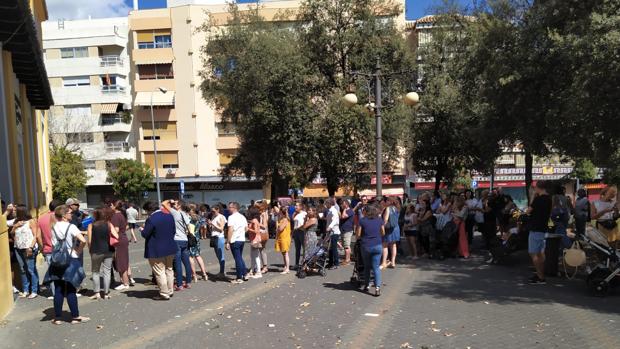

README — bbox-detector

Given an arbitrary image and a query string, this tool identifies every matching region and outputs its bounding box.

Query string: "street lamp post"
[150,87,168,206]
[344,58,420,199]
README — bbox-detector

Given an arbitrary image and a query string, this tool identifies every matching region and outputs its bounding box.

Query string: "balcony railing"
[101,85,125,93]
[138,42,172,49]
[100,55,123,67]
[104,141,129,152]
[101,114,123,125]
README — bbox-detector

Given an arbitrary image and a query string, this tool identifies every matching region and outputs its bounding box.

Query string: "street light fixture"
[150,86,168,206]
[344,58,420,198]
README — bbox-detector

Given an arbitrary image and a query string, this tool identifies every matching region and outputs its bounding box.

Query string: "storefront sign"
[159,181,262,192]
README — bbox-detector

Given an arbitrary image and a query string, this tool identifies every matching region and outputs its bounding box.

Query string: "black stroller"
[350,240,368,287]
[577,227,620,296]
[296,232,331,278]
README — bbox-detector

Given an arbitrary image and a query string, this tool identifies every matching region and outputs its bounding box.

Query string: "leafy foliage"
[200,5,318,197]
[107,159,154,202]
[50,146,88,202]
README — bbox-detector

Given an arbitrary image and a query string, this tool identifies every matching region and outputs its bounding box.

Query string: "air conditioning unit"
[188,49,193,55]
[186,17,192,23]
[190,81,195,87]
[191,112,197,118]
[167,168,177,175]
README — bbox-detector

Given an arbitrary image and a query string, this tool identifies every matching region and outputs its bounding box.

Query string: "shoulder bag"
[109,224,120,247]
[563,241,586,279]
[180,215,198,248]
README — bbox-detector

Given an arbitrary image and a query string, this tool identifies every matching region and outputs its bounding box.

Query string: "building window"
[106,160,119,171]
[138,64,174,80]
[101,75,125,93]
[60,47,88,58]
[137,30,172,49]
[142,121,177,140]
[101,114,123,125]
[63,76,90,87]
[66,132,94,143]
[83,160,96,170]
[64,105,91,117]
[216,122,236,136]
[144,151,178,169]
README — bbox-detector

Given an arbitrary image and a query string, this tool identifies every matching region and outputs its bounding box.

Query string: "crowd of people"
[2,181,618,323]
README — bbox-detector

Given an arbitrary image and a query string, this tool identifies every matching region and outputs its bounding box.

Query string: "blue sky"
[406,0,473,20]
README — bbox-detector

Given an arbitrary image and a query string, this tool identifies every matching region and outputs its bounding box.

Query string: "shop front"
[148,178,266,206]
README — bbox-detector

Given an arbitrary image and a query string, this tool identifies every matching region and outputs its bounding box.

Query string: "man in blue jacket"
[141,200,177,300]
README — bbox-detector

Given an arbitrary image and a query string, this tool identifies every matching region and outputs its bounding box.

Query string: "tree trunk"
[326,177,339,197]
[270,171,289,201]
[524,150,533,203]
[434,162,445,192]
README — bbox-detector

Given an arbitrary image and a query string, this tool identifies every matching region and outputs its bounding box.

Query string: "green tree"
[200,5,318,198]
[297,0,414,194]
[408,13,499,191]
[107,159,154,202]
[571,158,597,183]
[50,146,88,202]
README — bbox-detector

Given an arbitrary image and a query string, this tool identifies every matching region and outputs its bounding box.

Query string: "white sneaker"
[129,278,136,286]
[251,273,263,279]
[114,284,129,291]
[76,293,82,298]
[13,286,19,294]
[27,293,38,299]
[47,296,54,300]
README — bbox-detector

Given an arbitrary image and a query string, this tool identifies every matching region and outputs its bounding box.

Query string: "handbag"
[109,225,120,248]
[50,224,73,269]
[260,231,269,242]
[563,241,586,279]
[180,216,198,248]
[209,236,218,248]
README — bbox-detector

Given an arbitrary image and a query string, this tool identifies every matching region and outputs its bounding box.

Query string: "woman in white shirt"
[11,204,40,298]
[47,205,89,325]
[592,186,619,246]
[209,205,227,280]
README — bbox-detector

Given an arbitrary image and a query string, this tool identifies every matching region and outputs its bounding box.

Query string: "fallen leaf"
[299,302,310,307]
[400,343,412,348]
[364,313,379,317]
[268,324,275,328]
[96,325,104,331]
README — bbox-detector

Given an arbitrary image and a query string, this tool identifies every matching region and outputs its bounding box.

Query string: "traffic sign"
[471,180,478,189]
[180,180,185,194]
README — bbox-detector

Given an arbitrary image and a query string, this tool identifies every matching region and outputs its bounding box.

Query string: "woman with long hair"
[381,197,401,269]
[452,197,470,259]
[87,207,118,299]
[111,201,133,291]
[208,205,227,280]
[403,204,419,259]
[257,201,270,274]
[275,206,292,274]
[46,205,89,324]
[11,204,40,298]
[188,207,208,281]
[246,207,263,278]
[592,186,619,249]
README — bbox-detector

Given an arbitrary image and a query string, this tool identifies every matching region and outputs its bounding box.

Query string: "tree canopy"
[50,146,88,202]
[107,159,154,202]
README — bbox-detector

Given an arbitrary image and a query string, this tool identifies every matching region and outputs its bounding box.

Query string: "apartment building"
[0,0,53,319]
[128,1,310,204]
[42,17,135,207]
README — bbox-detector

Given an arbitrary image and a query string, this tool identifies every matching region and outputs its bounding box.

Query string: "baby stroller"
[350,240,368,287]
[296,232,332,279]
[577,226,620,297]
[434,220,459,259]
[489,210,530,264]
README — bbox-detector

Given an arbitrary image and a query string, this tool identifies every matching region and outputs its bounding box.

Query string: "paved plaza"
[1,238,618,349]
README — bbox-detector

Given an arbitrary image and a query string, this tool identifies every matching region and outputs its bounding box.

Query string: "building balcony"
[138,139,179,152]
[100,115,132,133]
[100,55,124,67]
[104,141,130,153]
[102,85,126,93]
[133,79,175,93]
[132,48,173,65]
[45,56,127,78]
[216,135,240,150]
[52,85,130,105]
[136,107,176,122]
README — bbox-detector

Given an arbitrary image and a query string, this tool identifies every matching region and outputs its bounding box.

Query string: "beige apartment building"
[128,1,306,204]
[129,1,409,203]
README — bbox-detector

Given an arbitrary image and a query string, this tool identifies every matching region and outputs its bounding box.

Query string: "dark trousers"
[465,215,476,245]
[174,240,192,287]
[230,241,247,280]
[293,229,305,267]
[328,234,340,267]
[54,280,79,318]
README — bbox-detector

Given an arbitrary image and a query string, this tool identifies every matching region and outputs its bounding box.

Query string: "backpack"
[50,224,72,269]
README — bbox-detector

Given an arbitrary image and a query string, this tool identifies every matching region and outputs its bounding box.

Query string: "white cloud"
[46,0,132,20]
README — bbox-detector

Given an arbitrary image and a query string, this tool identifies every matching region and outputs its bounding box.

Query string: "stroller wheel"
[350,276,358,283]
[587,268,611,297]
[320,269,327,277]
[297,270,307,279]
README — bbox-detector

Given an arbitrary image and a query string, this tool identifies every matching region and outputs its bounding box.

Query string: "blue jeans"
[213,236,226,274]
[44,254,55,296]
[362,244,383,287]
[174,240,192,287]
[329,234,340,267]
[16,249,39,294]
[230,241,247,280]
[54,280,79,318]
